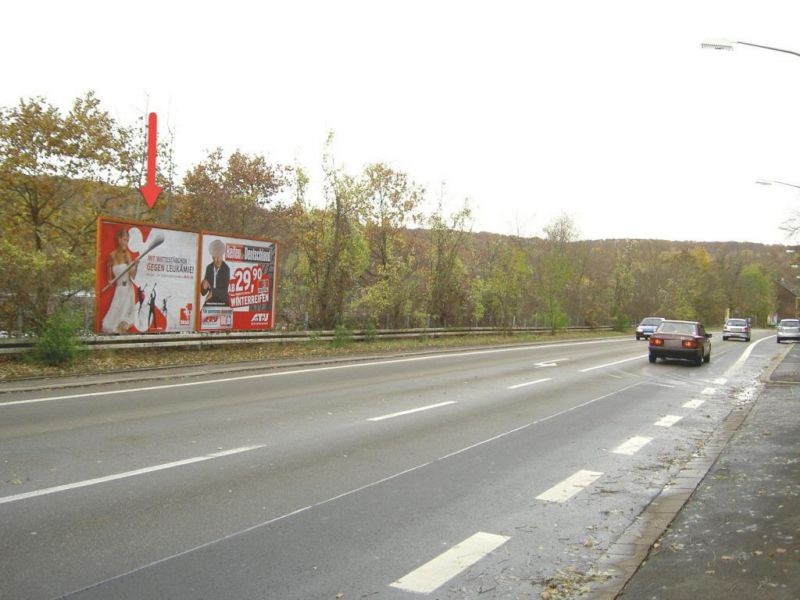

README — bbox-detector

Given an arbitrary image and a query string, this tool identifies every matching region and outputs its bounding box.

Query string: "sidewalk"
[607,344,800,599]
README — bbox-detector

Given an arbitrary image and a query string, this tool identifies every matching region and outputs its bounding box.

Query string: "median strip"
[0,445,266,505]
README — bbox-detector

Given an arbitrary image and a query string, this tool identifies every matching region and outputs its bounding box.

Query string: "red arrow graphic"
[140,112,163,209]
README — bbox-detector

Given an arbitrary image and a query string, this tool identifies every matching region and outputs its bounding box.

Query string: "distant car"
[635,317,666,340]
[0,331,7,339]
[722,318,750,342]
[776,319,800,343]
[649,320,712,366]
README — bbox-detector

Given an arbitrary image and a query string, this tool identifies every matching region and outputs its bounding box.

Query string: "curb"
[589,340,798,598]
[589,393,758,599]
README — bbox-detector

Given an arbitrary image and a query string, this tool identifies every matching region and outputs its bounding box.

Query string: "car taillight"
[682,339,698,349]
[651,337,664,346]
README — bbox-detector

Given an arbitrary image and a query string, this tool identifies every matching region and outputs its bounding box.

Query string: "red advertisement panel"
[95,218,199,334]
[197,233,278,332]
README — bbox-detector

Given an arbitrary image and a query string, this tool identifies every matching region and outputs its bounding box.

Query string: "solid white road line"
[368,401,456,422]
[683,399,705,409]
[0,445,265,505]
[507,377,551,390]
[579,354,647,373]
[389,531,510,594]
[612,436,653,456]
[535,469,603,503]
[723,335,773,378]
[654,415,683,428]
[0,338,630,408]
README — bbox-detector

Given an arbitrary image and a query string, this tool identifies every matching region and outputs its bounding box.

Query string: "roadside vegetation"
[0,92,791,359]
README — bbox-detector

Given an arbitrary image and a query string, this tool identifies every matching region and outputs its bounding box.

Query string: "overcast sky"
[4,1,800,245]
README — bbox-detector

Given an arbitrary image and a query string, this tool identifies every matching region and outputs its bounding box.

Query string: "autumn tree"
[536,214,578,332]
[426,197,472,326]
[733,264,776,325]
[292,134,369,328]
[176,148,291,237]
[356,163,425,327]
[0,92,138,327]
[472,237,531,326]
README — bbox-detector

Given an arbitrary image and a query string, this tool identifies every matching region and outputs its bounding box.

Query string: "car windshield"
[780,320,799,328]
[657,322,696,335]
[642,318,663,326]
[727,319,747,326]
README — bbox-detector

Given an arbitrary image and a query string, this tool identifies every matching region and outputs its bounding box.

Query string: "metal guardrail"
[0,326,614,355]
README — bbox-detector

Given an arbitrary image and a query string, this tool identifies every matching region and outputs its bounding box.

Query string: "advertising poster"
[95,218,199,334]
[197,233,278,332]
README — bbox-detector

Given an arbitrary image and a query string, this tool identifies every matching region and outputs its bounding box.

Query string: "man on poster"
[201,239,231,306]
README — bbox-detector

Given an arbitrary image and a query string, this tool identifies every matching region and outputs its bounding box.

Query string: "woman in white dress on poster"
[102,228,138,333]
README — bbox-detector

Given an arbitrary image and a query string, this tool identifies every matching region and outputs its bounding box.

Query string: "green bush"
[613,313,630,332]
[362,320,378,343]
[32,308,84,366]
[330,324,353,348]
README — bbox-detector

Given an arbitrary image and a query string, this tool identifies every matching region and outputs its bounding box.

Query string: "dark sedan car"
[648,320,712,366]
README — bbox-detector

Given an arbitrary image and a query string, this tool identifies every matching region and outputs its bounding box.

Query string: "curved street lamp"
[701,39,800,58]
[756,179,800,190]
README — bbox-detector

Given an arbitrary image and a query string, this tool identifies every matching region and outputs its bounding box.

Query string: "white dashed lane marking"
[368,401,456,422]
[389,532,510,594]
[683,399,705,409]
[579,355,647,373]
[654,415,683,427]
[507,378,552,390]
[612,436,653,456]
[701,387,716,395]
[535,470,604,503]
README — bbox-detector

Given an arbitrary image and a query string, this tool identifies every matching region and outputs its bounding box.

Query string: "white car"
[776,319,800,343]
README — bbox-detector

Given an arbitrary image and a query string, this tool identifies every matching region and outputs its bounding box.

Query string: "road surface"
[0,331,781,599]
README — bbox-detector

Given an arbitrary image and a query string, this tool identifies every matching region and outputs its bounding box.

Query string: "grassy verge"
[0,330,629,381]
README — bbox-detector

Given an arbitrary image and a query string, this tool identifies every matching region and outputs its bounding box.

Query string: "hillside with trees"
[1,93,793,335]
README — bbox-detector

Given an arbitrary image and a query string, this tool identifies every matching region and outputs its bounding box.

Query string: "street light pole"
[756,179,800,190]
[701,39,800,58]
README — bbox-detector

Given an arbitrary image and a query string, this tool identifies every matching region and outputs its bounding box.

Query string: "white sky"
[3,0,800,245]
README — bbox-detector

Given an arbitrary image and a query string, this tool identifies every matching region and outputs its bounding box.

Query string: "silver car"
[722,318,750,342]
[776,319,800,343]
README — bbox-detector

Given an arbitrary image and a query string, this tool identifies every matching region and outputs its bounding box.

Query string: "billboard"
[198,232,278,332]
[95,218,199,334]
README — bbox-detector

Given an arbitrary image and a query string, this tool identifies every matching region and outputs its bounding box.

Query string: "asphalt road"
[0,331,782,599]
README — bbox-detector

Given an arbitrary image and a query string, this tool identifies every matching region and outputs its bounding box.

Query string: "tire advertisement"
[94,217,278,334]
[198,233,278,332]
[95,218,199,334]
